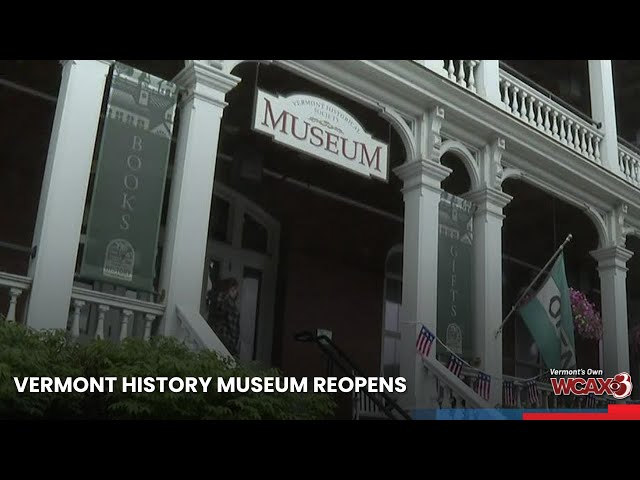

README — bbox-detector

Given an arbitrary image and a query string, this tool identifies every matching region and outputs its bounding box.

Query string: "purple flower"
[521,288,603,341]
[569,288,602,341]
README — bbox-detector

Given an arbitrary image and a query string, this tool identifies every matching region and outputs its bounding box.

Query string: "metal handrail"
[0,241,33,255]
[617,135,640,156]
[294,330,412,420]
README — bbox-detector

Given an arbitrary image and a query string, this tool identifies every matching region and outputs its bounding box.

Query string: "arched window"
[382,244,403,378]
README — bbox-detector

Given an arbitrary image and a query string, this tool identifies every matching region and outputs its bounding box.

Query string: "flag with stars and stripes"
[474,372,491,401]
[416,325,435,357]
[503,381,516,407]
[447,354,463,377]
[526,380,539,404]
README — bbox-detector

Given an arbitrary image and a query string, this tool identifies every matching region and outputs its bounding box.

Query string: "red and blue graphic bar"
[523,404,640,420]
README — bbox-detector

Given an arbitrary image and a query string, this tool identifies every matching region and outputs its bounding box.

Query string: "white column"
[476,61,502,107]
[158,61,240,336]
[394,159,451,412]
[588,60,618,171]
[463,187,512,406]
[26,60,113,331]
[590,246,632,378]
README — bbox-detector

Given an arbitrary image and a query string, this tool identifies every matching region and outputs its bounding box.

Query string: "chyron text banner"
[80,63,177,291]
[437,192,476,361]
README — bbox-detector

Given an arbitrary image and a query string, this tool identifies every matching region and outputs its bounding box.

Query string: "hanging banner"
[252,88,389,181]
[437,192,476,361]
[80,62,178,291]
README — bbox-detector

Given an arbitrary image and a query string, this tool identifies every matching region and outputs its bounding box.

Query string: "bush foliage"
[0,321,336,419]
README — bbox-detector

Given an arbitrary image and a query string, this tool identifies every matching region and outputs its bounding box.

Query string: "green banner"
[80,62,177,291]
[437,192,476,361]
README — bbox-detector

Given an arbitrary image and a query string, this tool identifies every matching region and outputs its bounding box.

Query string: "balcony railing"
[415,60,640,191]
[415,60,480,94]
[0,271,31,322]
[69,286,165,342]
[499,70,603,165]
[617,139,640,187]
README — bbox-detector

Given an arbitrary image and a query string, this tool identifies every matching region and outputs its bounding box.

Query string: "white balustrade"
[416,60,640,189]
[444,60,480,93]
[499,70,603,166]
[618,143,640,186]
[415,60,480,94]
[436,381,466,409]
[68,286,164,342]
[423,357,492,410]
[0,272,31,323]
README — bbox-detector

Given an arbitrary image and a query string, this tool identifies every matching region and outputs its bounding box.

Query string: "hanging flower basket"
[569,288,602,341]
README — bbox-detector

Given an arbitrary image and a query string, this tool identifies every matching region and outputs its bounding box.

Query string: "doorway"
[200,182,280,365]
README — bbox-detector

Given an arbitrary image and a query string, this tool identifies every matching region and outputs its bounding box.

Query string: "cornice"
[590,245,634,270]
[299,60,640,217]
[173,61,241,108]
[393,159,451,195]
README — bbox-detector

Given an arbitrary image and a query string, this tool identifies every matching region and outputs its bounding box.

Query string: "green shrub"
[0,321,336,419]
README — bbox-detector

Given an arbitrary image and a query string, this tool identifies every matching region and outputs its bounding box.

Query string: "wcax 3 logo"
[549,370,633,400]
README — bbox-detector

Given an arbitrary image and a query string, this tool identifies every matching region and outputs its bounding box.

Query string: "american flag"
[474,372,491,401]
[447,354,463,377]
[526,380,539,404]
[503,381,516,407]
[416,325,435,357]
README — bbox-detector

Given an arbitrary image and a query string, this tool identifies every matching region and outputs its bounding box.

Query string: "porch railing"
[415,60,640,190]
[617,140,640,187]
[176,305,234,357]
[498,69,603,165]
[0,272,31,322]
[422,354,495,410]
[415,60,480,93]
[69,286,165,341]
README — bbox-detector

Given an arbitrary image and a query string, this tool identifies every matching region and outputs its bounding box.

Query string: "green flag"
[518,253,576,370]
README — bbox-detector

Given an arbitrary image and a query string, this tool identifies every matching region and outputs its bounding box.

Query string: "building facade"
[1,60,639,417]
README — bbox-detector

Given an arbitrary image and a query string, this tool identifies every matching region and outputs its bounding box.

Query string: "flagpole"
[494,233,573,339]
